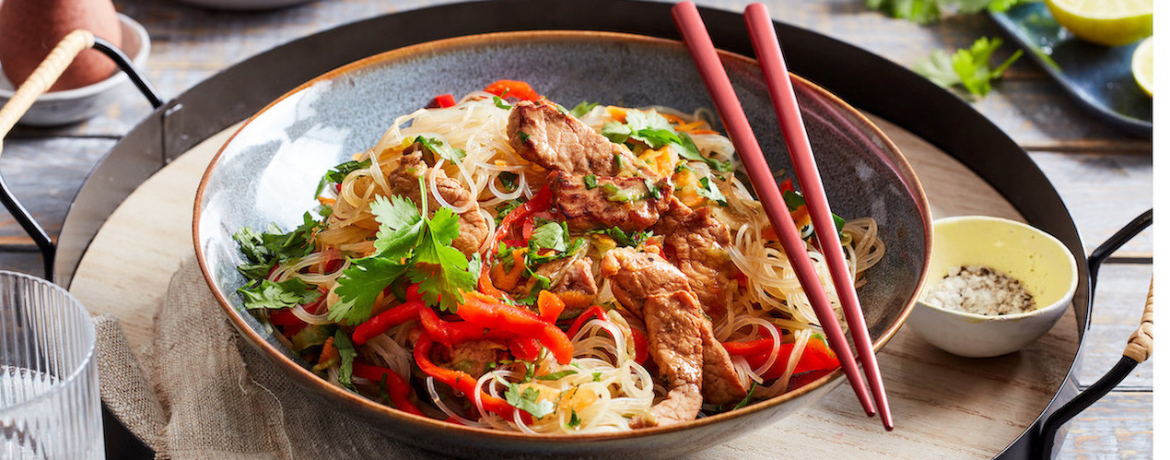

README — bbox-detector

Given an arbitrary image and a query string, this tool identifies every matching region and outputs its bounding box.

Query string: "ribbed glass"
[0,271,102,459]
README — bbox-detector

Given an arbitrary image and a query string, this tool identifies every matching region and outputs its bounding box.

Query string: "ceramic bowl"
[907,216,1078,358]
[0,14,151,126]
[193,31,931,459]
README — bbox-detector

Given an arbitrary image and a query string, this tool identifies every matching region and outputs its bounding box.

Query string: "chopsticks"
[672,1,892,430]
[742,3,891,430]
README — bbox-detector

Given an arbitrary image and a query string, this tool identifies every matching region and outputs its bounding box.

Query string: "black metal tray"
[0,1,1146,458]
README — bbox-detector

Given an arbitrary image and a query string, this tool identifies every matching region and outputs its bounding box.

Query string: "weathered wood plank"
[1027,150,1152,256]
[1073,263,1154,391]
[1057,391,1152,459]
[7,0,1148,151]
[0,138,117,240]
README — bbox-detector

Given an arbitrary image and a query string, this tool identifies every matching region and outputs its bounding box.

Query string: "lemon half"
[1133,38,1153,97]
[1045,0,1153,46]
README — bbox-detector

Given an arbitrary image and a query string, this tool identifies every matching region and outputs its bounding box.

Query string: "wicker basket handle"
[0,30,96,151]
[1122,279,1153,363]
[0,29,161,280]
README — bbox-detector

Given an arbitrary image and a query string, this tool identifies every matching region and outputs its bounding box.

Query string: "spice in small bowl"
[921,265,1035,316]
[907,216,1078,358]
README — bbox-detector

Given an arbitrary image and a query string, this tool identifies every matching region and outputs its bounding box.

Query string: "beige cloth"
[93,258,445,459]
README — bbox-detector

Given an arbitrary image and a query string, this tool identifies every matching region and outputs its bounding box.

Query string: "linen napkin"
[93,257,446,460]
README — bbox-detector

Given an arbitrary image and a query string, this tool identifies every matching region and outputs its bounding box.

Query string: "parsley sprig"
[330,178,478,323]
[865,0,1030,24]
[914,37,1023,99]
[601,109,733,172]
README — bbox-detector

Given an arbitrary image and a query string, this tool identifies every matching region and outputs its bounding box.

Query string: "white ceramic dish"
[906,216,1078,358]
[0,14,151,126]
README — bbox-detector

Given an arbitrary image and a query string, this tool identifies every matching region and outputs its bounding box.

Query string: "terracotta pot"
[0,0,123,91]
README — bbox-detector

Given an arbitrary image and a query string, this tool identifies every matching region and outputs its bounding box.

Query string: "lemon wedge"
[1045,0,1153,46]
[1133,38,1153,97]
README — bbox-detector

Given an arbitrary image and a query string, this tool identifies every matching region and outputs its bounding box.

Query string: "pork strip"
[548,171,672,232]
[662,207,737,317]
[508,101,642,176]
[600,249,747,423]
[387,149,489,255]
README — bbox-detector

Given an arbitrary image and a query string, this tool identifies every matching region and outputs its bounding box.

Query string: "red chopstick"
[744,3,892,430]
[671,1,876,419]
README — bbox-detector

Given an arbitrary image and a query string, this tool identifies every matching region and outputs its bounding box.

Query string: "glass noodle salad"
[233,80,884,433]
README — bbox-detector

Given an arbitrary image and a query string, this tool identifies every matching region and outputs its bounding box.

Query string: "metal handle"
[0,29,163,281]
[1037,209,1153,459]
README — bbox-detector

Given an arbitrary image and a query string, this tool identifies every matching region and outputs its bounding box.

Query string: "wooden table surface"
[0,0,1151,458]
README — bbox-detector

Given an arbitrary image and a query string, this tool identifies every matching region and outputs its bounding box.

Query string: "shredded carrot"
[690,129,719,135]
[660,112,684,124]
[606,106,628,123]
[319,337,338,364]
[317,197,336,206]
[675,120,705,132]
[491,248,528,291]
[556,291,595,310]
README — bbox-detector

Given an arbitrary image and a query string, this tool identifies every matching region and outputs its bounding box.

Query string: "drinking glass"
[0,271,103,459]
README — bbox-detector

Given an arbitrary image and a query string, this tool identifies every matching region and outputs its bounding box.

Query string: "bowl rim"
[917,215,1078,322]
[192,30,932,441]
[0,13,151,100]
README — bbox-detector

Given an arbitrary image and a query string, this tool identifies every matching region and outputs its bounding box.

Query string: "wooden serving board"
[69,117,1077,459]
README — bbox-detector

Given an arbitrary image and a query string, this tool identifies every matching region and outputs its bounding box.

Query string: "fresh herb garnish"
[696,176,728,206]
[535,369,578,381]
[234,212,321,280]
[316,159,372,196]
[567,410,582,428]
[865,0,1029,25]
[498,171,519,191]
[781,190,846,235]
[913,36,1023,98]
[414,135,466,163]
[334,330,357,390]
[238,277,320,311]
[530,221,569,252]
[643,179,662,200]
[600,183,649,203]
[592,227,652,248]
[517,131,531,143]
[504,385,556,418]
[331,179,477,323]
[732,382,758,410]
[493,96,513,110]
[569,101,599,118]
[583,174,598,190]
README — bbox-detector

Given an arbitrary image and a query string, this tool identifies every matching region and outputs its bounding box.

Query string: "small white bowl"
[0,14,151,126]
[906,216,1078,358]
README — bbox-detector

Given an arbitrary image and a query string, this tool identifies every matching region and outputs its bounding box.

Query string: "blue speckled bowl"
[193,31,930,460]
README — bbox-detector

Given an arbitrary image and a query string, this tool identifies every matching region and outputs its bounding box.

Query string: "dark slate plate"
[989,3,1152,138]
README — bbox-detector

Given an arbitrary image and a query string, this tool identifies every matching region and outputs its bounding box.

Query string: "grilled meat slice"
[548,171,672,233]
[508,101,642,176]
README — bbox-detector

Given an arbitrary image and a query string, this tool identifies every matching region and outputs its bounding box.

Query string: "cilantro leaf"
[233,212,321,281]
[696,176,728,206]
[238,277,319,310]
[498,172,519,192]
[327,159,371,184]
[493,96,513,110]
[567,410,582,428]
[952,37,1023,97]
[535,369,578,381]
[915,36,1022,99]
[334,330,357,390]
[370,195,425,258]
[593,227,651,248]
[569,101,599,118]
[415,135,466,163]
[504,385,555,418]
[408,208,476,312]
[865,0,940,23]
[331,257,410,324]
[530,221,568,252]
[600,122,631,144]
[676,133,734,172]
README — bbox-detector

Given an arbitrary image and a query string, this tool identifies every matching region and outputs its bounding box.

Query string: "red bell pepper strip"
[417,307,515,347]
[351,300,424,345]
[433,94,457,108]
[536,291,565,323]
[741,338,839,380]
[458,292,573,364]
[414,332,516,418]
[721,338,778,356]
[483,80,540,101]
[566,305,608,338]
[508,337,542,361]
[351,362,424,416]
[490,185,553,256]
[629,328,648,365]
